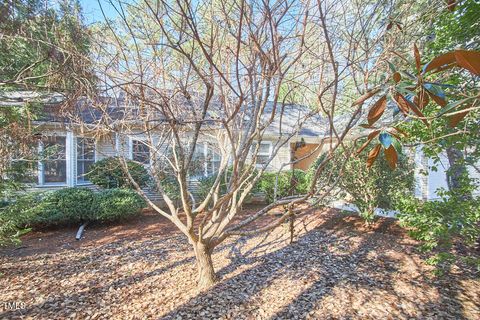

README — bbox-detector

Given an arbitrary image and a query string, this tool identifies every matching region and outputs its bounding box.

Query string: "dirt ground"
[0,207,479,319]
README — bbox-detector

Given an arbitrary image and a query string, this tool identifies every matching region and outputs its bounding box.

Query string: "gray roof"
[4,91,334,139]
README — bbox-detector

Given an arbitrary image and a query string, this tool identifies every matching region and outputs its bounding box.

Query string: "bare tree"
[79,0,446,289]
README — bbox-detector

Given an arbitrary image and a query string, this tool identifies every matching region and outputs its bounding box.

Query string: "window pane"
[205,146,221,176]
[44,161,67,183]
[251,142,271,155]
[251,142,271,166]
[257,155,270,165]
[77,138,95,183]
[77,160,94,183]
[258,142,271,154]
[132,140,150,164]
[190,145,205,177]
[77,138,95,160]
[44,136,66,160]
[43,136,67,183]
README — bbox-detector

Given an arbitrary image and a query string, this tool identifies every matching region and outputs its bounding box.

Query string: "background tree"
[358,0,479,269]
[374,0,480,269]
[0,0,94,244]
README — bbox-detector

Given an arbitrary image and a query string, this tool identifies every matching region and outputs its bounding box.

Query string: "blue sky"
[79,0,119,24]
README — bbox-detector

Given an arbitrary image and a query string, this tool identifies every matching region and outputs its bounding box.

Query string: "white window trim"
[37,134,72,187]
[253,141,273,168]
[75,136,96,185]
[115,133,120,156]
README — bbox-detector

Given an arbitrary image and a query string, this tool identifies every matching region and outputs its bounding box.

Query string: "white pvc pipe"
[75,222,88,240]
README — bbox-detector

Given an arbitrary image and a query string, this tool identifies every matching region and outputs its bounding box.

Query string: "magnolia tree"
[77,0,479,288]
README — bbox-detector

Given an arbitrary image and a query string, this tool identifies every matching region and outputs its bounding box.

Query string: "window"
[252,141,272,166]
[41,136,67,184]
[77,138,95,183]
[189,143,222,177]
[132,139,150,164]
[191,144,206,177]
[206,146,221,176]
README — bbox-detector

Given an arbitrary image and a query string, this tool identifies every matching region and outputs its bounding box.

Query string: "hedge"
[0,187,146,233]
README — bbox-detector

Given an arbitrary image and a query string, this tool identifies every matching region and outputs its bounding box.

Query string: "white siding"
[96,134,118,160]
[269,142,291,172]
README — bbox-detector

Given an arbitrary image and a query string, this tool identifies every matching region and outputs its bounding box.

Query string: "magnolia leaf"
[430,62,457,74]
[446,0,457,11]
[384,145,398,169]
[356,130,380,154]
[390,126,408,137]
[414,90,430,109]
[414,43,421,72]
[387,61,396,73]
[379,132,392,148]
[409,102,429,126]
[367,96,387,125]
[367,144,382,168]
[386,129,401,140]
[393,105,401,117]
[368,129,381,140]
[392,138,402,153]
[424,83,446,99]
[360,123,373,129]
[399,96,429,125]
[423,52,456,74]
[426,90,447,107]
[395,83,417,97]
[393,72,402,83]
[449,109,470,127]
[394,93,410,115]
[454,50,480,76]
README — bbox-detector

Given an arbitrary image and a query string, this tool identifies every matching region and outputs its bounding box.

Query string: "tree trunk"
[446,146,469,193]
[194,242,217,290]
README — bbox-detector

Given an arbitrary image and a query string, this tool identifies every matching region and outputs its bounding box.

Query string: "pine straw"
[1,207,479,319]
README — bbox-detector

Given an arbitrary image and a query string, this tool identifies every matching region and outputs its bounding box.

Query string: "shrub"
[196,166,260,204]
[96,188,146,222]
[257,169,311,203]
[197,174,225,200]
[158,174,181,201]
[315,146,414,223]
[39,187,99,225]
[86,157,150,189]
[0,187,147,246]
[0,192,45,246]
[394,183,480,272]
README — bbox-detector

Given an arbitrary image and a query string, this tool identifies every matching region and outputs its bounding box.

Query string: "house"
[22,95,334,202]
[5,92,477,203]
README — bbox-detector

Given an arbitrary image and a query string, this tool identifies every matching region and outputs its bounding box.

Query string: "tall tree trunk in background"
[446,146,478,251]
[194,242,217,290]
[446,146,470,197]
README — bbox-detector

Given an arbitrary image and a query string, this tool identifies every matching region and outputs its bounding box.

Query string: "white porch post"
[37,142,44,186]
[66,132,75,187]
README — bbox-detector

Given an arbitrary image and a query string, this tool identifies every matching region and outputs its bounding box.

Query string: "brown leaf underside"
[384,145,398,169]
[367,144,382,168]
[367,96,387,125]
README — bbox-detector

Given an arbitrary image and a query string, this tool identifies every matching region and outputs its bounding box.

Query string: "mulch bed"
[0,207,479,319]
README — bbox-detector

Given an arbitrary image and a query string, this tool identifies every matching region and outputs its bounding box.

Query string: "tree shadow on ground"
[160,213,475,319]
[1,211,477,319]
